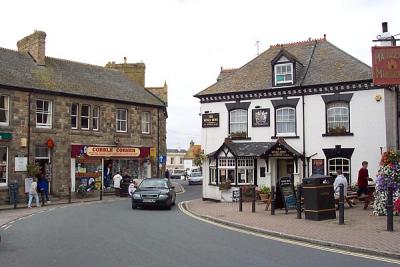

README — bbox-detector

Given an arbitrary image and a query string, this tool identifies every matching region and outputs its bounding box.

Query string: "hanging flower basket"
[373,150,400,216]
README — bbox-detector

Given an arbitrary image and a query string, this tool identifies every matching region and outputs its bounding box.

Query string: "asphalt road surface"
[0,181,398,267]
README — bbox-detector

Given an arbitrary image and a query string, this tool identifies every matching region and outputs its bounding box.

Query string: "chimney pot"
[382,22,388,33]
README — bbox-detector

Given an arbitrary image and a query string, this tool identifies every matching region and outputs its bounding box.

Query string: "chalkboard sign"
[232,190,240,202]
[312,159,325,175]
[279,177,297,213]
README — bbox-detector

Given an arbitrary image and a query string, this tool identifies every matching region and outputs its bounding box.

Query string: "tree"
[193,150,206,168]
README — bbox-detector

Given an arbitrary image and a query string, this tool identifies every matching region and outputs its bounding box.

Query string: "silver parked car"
[188,172,203,185]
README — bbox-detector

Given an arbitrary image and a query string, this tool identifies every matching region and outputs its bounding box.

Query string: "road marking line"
[3,225,12,230]
[1,224,7,229]
[178,201,400,265]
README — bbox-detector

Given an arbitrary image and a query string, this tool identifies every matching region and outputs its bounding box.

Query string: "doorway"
[277,159,294,179]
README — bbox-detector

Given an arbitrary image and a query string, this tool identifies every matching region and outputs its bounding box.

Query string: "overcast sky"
[1,0,399,151]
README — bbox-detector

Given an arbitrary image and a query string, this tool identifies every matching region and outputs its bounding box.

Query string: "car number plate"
[143,199,156,203]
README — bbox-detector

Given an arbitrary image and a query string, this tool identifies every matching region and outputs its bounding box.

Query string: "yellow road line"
[178,201,400,265]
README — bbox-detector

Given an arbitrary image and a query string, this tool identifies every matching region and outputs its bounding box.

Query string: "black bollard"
[387,186,394,232]
[13,189,17,209]
[271,186,275,215]
[339,184,344,225]
[252,186,256,213]
[100,178,103,201]
[68,184,72,204]
[239,187,243,212]
[296,184,302,219]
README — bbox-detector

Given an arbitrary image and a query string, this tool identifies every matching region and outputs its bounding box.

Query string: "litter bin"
[8,182,19,206]
[303,175,336,221]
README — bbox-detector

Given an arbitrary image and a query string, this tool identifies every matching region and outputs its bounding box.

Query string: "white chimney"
[377,22,395,47]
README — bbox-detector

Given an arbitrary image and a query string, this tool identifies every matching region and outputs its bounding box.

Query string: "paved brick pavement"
[186,199,400,258]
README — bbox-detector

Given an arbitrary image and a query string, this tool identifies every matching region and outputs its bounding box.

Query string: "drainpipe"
[27,93,31,163]
[300,40,318,179]
[157,108,160,177]
[397,86,400,150]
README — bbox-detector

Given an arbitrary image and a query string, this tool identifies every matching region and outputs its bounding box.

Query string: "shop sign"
[86,146,141,157]
[0,133,12,140]
[252,108,270,127]
[312,159,325,175]
[202,113,219,128]
[269,146,291,157]
[372,46,400,85]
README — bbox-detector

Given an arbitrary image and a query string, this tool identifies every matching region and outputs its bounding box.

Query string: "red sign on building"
[372,46,400,85]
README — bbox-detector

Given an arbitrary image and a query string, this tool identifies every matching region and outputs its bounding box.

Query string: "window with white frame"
[328,157,350,180]
[116,109,127,132]
[71,103,78,129]
[36,100,52,128]
[218,158,235,184]
[276,107,296,135]
[80,105,90,130]
[274,63,293,85]
[210,159,216,184]
[0,95,9,126]
[141,112,151,134]
[327,102,349,133]
[230,109,247,136]
[92,106,100,131]
[237,159,254,184]
[0,146,7,185]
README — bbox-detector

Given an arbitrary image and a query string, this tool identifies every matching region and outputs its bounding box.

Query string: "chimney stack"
[382,22,388,33]
[17,31,46,66]
[105,60,146,87]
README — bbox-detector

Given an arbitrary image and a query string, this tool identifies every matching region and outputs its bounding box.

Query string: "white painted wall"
[201,88,396,200]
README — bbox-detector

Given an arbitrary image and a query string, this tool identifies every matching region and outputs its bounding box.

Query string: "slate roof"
[195,38,372,96]
[217,68,238,81]
[209,139,302,158]
[0,47,165,107]
[167,149,187,154]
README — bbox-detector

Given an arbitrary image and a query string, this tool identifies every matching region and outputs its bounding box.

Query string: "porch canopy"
[208,138,303,176]
[208,138,302,159]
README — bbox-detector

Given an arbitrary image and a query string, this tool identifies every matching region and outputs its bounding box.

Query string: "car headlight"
[158,194,168,199]
[133,193,141,199]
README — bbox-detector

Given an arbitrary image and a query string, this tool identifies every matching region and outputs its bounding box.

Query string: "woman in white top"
[28,178,40,208]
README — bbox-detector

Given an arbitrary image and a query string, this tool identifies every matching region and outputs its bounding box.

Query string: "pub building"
[195,35,399,201]
[0,31,167,202]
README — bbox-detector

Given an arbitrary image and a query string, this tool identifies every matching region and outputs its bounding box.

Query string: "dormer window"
[274,63,293,85]
[271,50,301,87]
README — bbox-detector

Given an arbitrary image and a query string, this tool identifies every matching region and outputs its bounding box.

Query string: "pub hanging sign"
[372,46,400,85]
[202,113,220,128]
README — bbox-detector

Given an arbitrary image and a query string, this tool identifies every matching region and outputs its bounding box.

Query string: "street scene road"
[0,181,397,267]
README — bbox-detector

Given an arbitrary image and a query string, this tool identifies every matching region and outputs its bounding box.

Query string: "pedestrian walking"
[28,178,40,208]
[113,171,122,196]
[165,169,170,179]
[38,172,50,203]
[357,161,373,209]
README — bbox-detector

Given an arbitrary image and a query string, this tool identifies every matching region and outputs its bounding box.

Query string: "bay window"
[237,159,254,184]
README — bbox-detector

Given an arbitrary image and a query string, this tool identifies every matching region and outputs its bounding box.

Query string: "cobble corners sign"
[202,113,219,128]
[372,46,400,85]
[86,146,141,157]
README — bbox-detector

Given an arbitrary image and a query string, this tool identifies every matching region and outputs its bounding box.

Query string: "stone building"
[0,31,167,202]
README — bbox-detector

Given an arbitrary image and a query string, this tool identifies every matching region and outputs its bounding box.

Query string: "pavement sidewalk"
[185,199,400,259]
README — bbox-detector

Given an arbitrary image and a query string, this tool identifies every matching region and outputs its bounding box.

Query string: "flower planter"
[259,193,270,202]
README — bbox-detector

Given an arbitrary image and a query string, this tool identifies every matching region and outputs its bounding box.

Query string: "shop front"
[70,145,151,192]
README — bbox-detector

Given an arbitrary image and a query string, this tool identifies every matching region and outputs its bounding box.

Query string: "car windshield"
[191,172,202,177]
[139,179,169,189]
